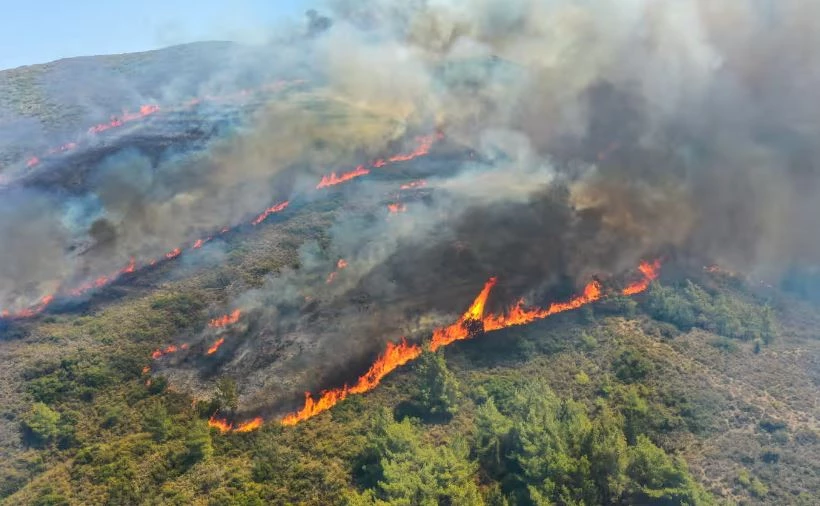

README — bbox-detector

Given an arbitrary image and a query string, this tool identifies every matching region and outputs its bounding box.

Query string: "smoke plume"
[4,1,820,413]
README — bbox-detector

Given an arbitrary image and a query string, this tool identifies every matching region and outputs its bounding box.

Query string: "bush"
[21,403,60,446]
[645,281,776,343]
[415,351,460,419]
[614,350,652,383]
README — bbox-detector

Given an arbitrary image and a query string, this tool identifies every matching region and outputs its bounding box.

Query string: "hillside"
[0,198,818,504]
[2,3,820,504]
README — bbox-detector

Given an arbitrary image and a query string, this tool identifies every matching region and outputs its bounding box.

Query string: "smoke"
[5,0,820,410]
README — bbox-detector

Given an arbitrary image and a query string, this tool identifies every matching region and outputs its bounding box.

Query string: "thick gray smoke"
[4,0,820,409]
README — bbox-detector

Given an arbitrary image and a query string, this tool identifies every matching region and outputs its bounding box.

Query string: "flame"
[206,337,225,355]
[251,200,289,225]
[208,416,233,433]
[5,128,441,320]
[429,277,497,351]
[20,79,304,173]
[316,165,370,189]
[483,280,602,332]
[281,338,422,426]
[622,259,662,296]
[209,309,241,328]
[1,295,54,320]
[326,259,349,284]
[121,257,136,274]
[372,133,442,167]
[150,342,187,360]
[400,180,426,190]
[234,417,264,432]
[142,366,150,374]
[87,104,160,135]
[387,203,407,214]
[280,260,662,426]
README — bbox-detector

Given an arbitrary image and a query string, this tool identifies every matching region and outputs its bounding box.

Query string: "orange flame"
[251,200,289,225]
[151,343,186,360]
[6,128,440,320]
[280,260,662,426]
[121,257,136,274]
[208,416,233,433]
[281,338,422,426]
[87,104,160,134]
[316,165,370,189]
[400,180,426,190]
[429,277,497,351]
[206,337,225,355]
[372,133,442,167]
[622,259,662,296]
[26,156,40,168]
[234,417,264,432]
[1,295,54,320]
[326,259,349,284]
[209,309,241,328]
[483,280,602,332]
[387,203,407,214]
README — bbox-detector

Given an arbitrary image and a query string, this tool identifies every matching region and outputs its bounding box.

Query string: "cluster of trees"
[348,352,712,505]
[645,281,775,344]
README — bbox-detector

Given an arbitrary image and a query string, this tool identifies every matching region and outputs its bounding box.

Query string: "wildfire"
[234,417,264,432]
[121,257,136,274]
[209,309,242,328]
[151,342,188,360]
[400,180,426,190]
[87,104,160,135]
[326,258,349,284]
[5,128,441,320]
[26,156,40,168]
[251,200,289,225]
[387,203,407,214]
[208,416,233,433]
[483,280,602,332]
[622,259,662,296]
[206,337,225,355]
[279,260,662,427]
[428,277,497,352]
[1,295,55,320]
[372,133,442,167]
[316,165,370,189]
[208,415,264,434]
[281,338,422,426]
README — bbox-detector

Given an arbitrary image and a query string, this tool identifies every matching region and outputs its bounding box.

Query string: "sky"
[0,0,312,70]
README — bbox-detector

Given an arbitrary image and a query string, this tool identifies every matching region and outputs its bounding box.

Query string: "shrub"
[21,403,60,446]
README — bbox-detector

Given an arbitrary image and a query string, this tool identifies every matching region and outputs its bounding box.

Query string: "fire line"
[268,260,662,429]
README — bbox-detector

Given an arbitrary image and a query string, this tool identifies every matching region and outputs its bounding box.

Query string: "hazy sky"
[0,0,312,70]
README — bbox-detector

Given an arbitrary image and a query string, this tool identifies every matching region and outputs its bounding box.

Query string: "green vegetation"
[0,206,816,504]
[645,280,776,343]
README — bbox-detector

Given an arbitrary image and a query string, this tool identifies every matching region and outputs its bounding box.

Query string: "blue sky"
[0,0,312,70]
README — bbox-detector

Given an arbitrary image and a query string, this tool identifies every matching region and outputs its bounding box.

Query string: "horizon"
[0,0,311,71]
